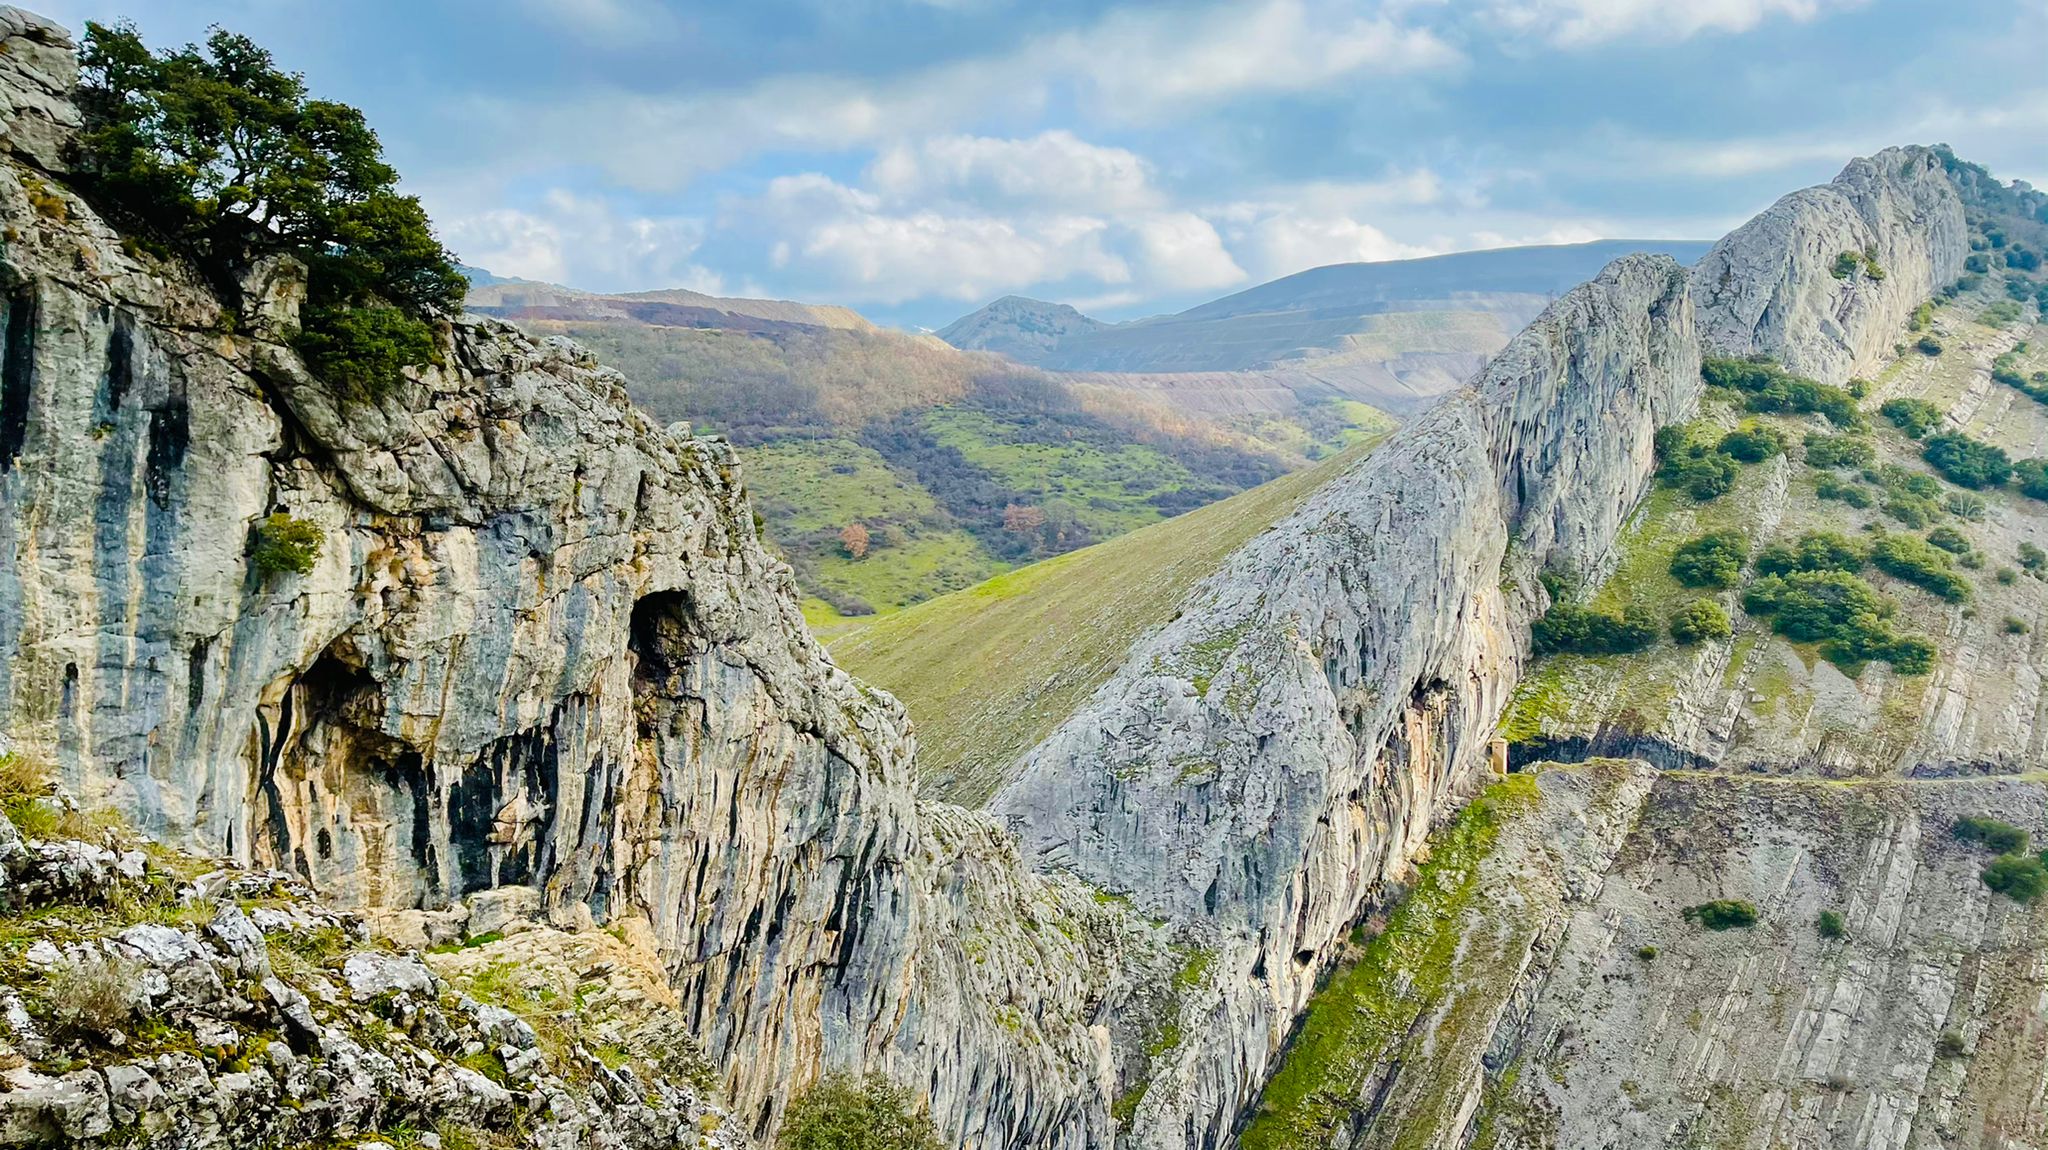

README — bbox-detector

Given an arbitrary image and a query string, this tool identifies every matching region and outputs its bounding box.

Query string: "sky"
[62,0,2048,328]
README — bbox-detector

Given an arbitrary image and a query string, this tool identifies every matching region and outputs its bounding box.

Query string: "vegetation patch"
[1741,570,1935,674]
[1880,398,1945,439]
[251,513,323,578]
[1921,431,2013,490]
[1701,356,1862,428]
[778,1074,944,1150]
[1682,900,1759,930]
[1669,530,1749,589]
[1669,599,1731,645]
[1954,816,2029,854]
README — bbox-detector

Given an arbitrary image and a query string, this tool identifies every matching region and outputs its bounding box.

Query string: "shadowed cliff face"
[0,9,1989,1149]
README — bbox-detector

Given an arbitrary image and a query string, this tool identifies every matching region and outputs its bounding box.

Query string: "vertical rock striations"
[991,255,1700,1145]
[1692,146,1967,384]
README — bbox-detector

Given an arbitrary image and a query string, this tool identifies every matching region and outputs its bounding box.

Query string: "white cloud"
[1128,212,1247,290]
[1484,0,1865,46]
[868,131,1158,212]
[440,191,722,293]
[1230,213,1436,280]
[498,0,1459,192]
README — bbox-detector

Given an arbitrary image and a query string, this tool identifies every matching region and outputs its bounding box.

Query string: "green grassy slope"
[830,434,1388,806]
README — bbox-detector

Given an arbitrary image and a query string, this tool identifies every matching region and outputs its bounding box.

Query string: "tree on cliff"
[71,22,466,401]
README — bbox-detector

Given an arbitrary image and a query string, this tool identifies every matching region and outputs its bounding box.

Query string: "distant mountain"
[937,240,1715,413]
[935,296,1107,362]
[468,277,873,332]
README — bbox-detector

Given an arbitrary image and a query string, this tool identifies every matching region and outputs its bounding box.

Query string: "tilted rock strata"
[992,254,1701,1146]
[1693,146,1968,385]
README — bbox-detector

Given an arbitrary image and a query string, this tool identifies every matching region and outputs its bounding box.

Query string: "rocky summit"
[1,5,2045,1150]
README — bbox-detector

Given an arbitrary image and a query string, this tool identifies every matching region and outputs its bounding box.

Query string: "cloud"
[496,0,1459,191]
[867,131,1158,212]
[440,191,722,293]
[1228,212,1436,280]
[1483,0,1866,46]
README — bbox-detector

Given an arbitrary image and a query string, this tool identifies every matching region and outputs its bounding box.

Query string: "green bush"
[1755,531,1865,577]
[1655,423,1741,500]
[1982,855,2048,903]
[1917,335,1944,356]
[74,23,465,402]
[1803,433,1873,470]
[1869,533,1971,602]
[1997,566,2019,584]
[1954,815,2028,854]
[2023,542,2048,572]
[1815,475,1874,507]
[1935,1032,1969,1059]
[1921,432,2012,489]
[2014,458,2048,501]
[2005,615,2031,635]
[1669,599,1732,645]
[1683,900,1759,930]
[1816,910,1846,939]
[1532,600,1659,656]
[1926,526,1971,554]
[1830,251,1860,279]
[252,513,322,577]
[1636,944,1658,961]
[1717,423,1786,463]
[1670,531,1749,588]
[779,1074,944,1150]
[1742,568,1936,673]
[1701,357,1862,428]
[1879,398,1944,439]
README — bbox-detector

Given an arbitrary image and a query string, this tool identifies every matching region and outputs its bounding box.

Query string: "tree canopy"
[74,21,465,399]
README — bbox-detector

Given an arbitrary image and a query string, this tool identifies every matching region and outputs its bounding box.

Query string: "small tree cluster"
[1868,532,1972,602]
[1921,431,2012,489]
[1880,398,1945,439]
[1531,599,1659,656]
[1701,357,1862,428]
[1803,432,1873,471]
[251,512,322,577]
[1756,531,1866,577]
[1669,599,1731,645]
[1742,569,1936,674]
[1683,900,1759,930]
[1717,423,1787,463]
[779,1074,944,1150]
[1669,531,1749,589]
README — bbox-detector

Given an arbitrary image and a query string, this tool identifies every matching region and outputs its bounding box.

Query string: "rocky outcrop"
[1693,146,1967,385]
[0,12,1146,1147]
[992,254,1701,1145]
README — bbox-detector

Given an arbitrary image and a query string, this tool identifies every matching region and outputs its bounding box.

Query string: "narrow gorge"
[2,6,2043,1150]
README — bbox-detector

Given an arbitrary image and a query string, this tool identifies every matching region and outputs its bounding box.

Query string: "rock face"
[1693,146,1968,385]
[992,254,1701,1145]
[0,8,1993,1149]
[0,13,1146,1147]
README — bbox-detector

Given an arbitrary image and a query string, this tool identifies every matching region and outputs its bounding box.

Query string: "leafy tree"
[2014,458,2048,501]
[1669,599,1731,645]
[1830,251,1860,279]
[1670,531,1749,589]
[1803,433,1873,470]
[1869,533,1972,602]
[1880,398,1944,439]
[1917,335,1945,356]
[1755,531,1865,577]
[1700,357,1862,428]
[74,22,465,401]
[1954,816,2029,854]
[1532,601,1658,656]
[1982,855,2048,903]
[1816,910,1846,939]
[780,1074,943,1150]
[1921,432,2012,489]
[1717,423,1786,463]
[1926,526,1972,555]
[251,512,321,577]
[839,523,871,559]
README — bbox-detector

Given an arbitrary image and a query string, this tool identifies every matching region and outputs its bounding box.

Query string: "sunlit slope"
[831,435,1388,806]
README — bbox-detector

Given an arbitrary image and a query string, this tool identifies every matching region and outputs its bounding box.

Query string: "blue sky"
[69,0,2048,327]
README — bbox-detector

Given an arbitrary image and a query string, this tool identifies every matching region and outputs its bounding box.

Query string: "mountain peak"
[936,295,1108,361]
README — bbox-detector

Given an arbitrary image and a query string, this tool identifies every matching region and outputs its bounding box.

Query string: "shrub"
[1803,433,1873,470]
[1880,398,1944,439]
[1997,566,2019,585]
[1636,944,1659,961]
[1816,910,1846,939]
[1869,533,1971,602]
[1683,900,1759,930]
[2014,458,2048,501]
[1755,531,1865,577]
[1717,423,1786,463]
[1921,432,2012,489]
[1917,335,1944,356]
[1669,599,1732,645]
[2023,542,2048,572]
[1532,601,1659,656]
[1670,531,1749,588]
[1701,357,1862,428]
[1934,1032,1968,1058]
[780,1074,944,1150]
[1815,476,1874,507]
[1656,423,1740,500]
[1982,855,2048,903]
[2004,615,2030,635]
[73,23,465,402]
[45,955,140,1041]
[1926,526,1971,554]
[1954,815,2028,854]
[1830,251,1860,279]
[1742,568,1936,673]
[251,513,322,577]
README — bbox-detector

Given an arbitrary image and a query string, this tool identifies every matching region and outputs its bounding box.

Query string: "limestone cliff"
[1693,147,1968,385]
[0,7,1998,1149]
[0,12,1145,1147]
